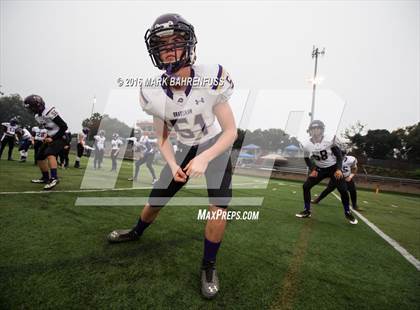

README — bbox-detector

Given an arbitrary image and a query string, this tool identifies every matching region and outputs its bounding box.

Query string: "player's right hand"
[171,165,187,183]
[309,170,318,178]
[334,169,343,179]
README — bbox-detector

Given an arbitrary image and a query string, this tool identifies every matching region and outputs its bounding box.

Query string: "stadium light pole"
[310,46,325,122]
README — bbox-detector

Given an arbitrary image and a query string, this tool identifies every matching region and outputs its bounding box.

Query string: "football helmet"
[10,117,18,126]
[112,133,119,139]
[99,130,105,136]
[307,120,325,136]
[15,127,23,136]
[145,13,197,74]
[24,95,45,115]
[82,127,90,135]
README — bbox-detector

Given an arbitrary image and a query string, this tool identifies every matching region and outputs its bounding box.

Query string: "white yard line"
[331,192,420,271]
[75,197,264,206]
[0,182,262,195]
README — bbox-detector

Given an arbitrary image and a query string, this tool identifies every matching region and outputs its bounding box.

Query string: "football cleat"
[345,211,358,225]
[107,229,139,243]
[295,209,311,218]
[311,199,319,204]
[127,177,137,182]
[44,178,59,190]
[31,178,48,184]
[201,260,219,299]
[152,178,158,185]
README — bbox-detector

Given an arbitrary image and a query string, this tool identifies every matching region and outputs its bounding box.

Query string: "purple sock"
[42,171,49,180]
[133,218,151,236]
[304,202,311,211]
[203,238,221,263]
[50,168,57,179]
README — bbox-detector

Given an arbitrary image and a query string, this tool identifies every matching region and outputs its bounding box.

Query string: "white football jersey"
[139,64,234,146]
[32,127,47,141]
[21,128,32,140]
[128,138,145,152]
[303,135,338,168]
[34,106,61,137]
[111,138,123,150]
[342,155,357,178]
[94,135,106,150]
[1,122,18,136]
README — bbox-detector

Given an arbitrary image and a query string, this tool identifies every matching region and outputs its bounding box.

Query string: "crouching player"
[127,130,158,184]
[24,95,68,190]
[107,13,237,299]
[296,120,358,224]
[16,127,33,162]
[312,152,359,210]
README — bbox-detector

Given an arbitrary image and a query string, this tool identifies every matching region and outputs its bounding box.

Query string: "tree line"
[344,121,420,163]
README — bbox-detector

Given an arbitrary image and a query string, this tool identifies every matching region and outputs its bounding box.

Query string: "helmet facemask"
[145,20,197,74]
[307,120,325,141]
[308,126,324,140]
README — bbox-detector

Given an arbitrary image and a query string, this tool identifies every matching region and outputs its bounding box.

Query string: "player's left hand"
[45,137,53,143]
[184,155,209,178]
[334,169,343,179]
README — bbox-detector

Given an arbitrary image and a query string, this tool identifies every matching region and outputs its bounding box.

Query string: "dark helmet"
[307,120,325,133]
[10,117,18,126]
[24,94,45,115]
[145,13,197,74]
[15,127,23,136]
[82,127,90,135]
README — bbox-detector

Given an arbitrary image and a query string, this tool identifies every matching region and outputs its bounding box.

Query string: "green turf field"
[1,150,419,309]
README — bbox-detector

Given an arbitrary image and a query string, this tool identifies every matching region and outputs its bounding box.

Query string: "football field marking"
[331,192,420,271]
[0,182,264,195]
[271,220,314,310]
[75,197,264,206]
